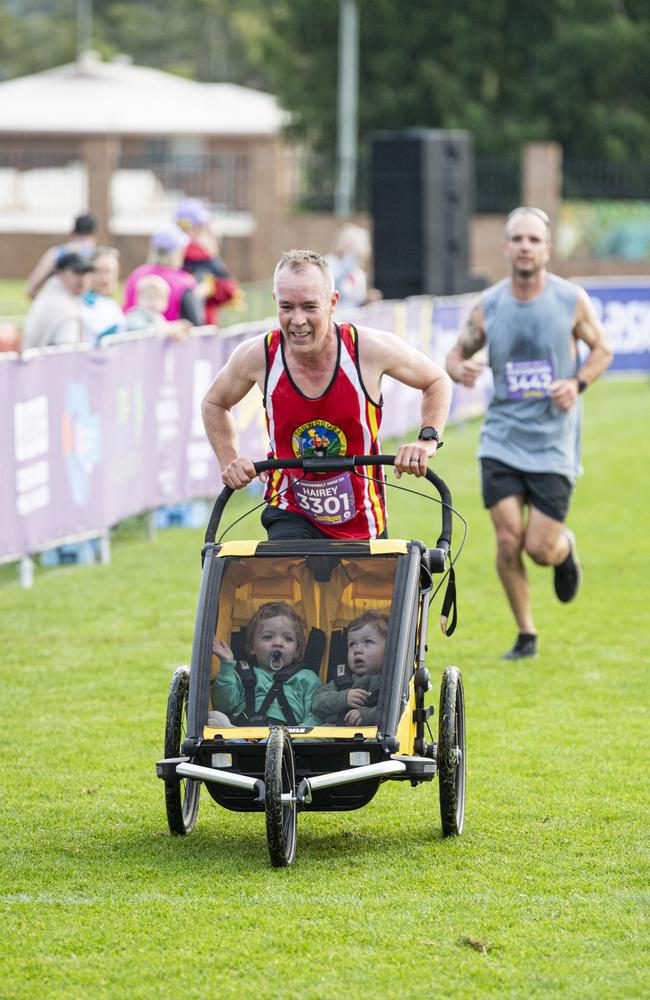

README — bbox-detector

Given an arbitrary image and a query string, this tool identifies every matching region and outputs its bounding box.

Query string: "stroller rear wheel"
[164,666,200,835]
[437,666,466,836]
[265,727,297,867]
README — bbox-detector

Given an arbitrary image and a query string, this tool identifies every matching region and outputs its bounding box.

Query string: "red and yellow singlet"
[263,323,386,539]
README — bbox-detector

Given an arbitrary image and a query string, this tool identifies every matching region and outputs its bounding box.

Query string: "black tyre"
[164,666,200,835]
[437,666,466,836]
[264,727,297,867]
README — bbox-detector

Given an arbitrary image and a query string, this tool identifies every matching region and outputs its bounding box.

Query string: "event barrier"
[2,279,648,578]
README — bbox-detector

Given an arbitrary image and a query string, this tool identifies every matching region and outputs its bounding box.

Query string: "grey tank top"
[478,273,582,480]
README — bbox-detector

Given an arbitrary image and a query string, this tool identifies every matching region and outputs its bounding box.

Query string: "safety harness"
[234,659,309,726]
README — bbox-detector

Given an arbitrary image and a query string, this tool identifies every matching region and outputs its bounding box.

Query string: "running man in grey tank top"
[446,207,612,660]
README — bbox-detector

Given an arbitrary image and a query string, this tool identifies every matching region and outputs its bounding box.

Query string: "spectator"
[326,224,382,309]
[124,274,190,340]
[25,213,97,300]
[81,246,125,345]
[122,224,203,325]
[22,252,94,350]
[176,197,242,325]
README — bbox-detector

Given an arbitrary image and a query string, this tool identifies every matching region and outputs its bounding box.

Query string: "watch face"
[418,426,438,442]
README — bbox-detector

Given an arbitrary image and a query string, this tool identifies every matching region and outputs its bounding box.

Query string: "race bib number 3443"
[504,359,554,399]
[292,473,356,525]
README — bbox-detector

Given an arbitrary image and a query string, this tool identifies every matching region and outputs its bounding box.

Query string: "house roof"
[0,51,288,137]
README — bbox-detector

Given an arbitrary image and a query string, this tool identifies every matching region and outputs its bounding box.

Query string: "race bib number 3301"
[291,473,356,525]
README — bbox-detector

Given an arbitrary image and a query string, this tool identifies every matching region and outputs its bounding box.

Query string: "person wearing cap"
[445,206,613,661]
[22,252,95,350]
[122,224,204,326]
[25,213,98,300]
[176,198,242,326]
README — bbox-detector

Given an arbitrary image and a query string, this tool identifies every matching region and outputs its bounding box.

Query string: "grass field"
[2,379,649,999]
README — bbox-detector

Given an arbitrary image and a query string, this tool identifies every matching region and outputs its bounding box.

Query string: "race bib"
[504,359,554,400]
[292,472,356,525]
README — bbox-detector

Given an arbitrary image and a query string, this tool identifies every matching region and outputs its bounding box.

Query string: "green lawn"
[1,379,649,999]
[0,278,29,317]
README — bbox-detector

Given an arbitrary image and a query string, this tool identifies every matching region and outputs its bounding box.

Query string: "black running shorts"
[261,507,388,540]
[480,457,574,523]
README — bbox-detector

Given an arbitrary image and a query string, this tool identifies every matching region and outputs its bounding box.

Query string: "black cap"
[55,252,95,273]
[73,213,97,235]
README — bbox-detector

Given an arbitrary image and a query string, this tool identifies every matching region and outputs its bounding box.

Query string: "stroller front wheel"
[265,727,298,867]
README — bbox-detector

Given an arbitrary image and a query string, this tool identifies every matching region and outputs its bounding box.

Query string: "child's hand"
[163,320,191,341]
[344,709,362,726]
[346,688,369,708]
[213,638,234,661]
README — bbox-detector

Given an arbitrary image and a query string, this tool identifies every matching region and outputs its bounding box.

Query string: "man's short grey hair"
[273,249,335,296]
[505,206,551,237]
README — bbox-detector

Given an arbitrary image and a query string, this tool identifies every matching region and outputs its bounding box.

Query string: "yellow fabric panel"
[211,553,399,685]
[394,678,417,754]
[369,539,407,555]
[216,541,260,557]
[212,556,321,680]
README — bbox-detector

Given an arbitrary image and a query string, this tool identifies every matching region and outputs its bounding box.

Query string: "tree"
[2,0,649,168]
[240,0,650,161]
[0,0,270,86]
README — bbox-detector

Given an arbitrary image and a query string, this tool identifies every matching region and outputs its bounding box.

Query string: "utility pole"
[335,0,359,216]
[76,0,93,56]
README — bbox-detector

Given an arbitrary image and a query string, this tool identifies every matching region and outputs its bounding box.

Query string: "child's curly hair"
[347,610,389,639]
[246,602,306,659]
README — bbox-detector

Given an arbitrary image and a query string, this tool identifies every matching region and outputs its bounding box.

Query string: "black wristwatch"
[418,426,442,447]
[576,377,588,394]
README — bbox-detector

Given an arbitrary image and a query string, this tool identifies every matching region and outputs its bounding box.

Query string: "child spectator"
[212,602,322,727]
[122,224,203,325]
[311,611,388,726]
[124,274,190,340]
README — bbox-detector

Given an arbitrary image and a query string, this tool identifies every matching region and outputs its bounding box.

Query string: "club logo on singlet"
[291,420,348,459]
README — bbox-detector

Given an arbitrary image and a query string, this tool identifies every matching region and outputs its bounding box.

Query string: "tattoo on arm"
[458,318,485,359]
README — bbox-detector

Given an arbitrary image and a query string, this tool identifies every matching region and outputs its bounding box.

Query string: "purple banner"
[1,330,268,560]
[575,279,650,372]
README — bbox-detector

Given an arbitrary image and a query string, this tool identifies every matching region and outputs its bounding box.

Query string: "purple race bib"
[504,359,554,400]
[292,472,356,525]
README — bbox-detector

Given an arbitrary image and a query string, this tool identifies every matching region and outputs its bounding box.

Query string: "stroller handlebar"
[204,455,453,552]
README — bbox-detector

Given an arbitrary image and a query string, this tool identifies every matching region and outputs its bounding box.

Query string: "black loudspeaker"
[371,128,484,298]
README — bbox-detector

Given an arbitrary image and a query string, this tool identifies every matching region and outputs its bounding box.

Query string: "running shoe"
[502,634,538,660]
[553,528,581,602]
